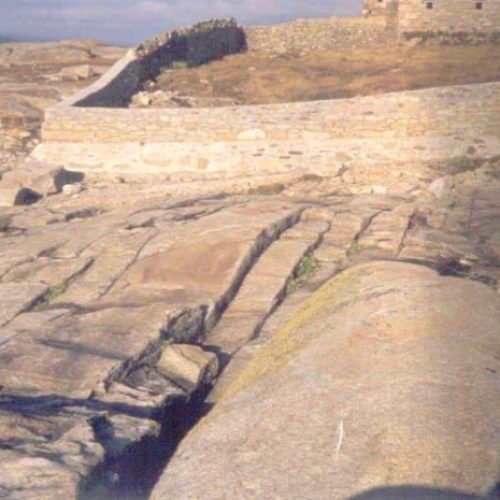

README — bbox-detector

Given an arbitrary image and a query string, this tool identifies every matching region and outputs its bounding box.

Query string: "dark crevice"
[0,256,34,281]
[436,257,472,277]
[170,205,227,222]
[24,257,95,314]
[97,231,159,299]
[396,210,417,257]
[65,208,106,222]
[357,256,498,287]
[354,210,382,242]
[78,384,214,500]
[205,207,305,329]
[248,220,332,344]
[126,192,228,219]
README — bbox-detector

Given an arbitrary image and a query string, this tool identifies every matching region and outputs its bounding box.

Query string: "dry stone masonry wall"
[245,16,391,55]
[36,82,500,182]
[61,19,245,108]
[43,83,500,143]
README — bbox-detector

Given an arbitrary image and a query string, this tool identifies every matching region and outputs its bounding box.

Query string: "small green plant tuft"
[161,338,174,349]
[297,254,320,277]
[32,283,67,312]
[347,240,362,257]
[286,255,320,294]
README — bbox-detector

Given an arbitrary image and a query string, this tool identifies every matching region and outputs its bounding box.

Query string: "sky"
[0,0,362,46]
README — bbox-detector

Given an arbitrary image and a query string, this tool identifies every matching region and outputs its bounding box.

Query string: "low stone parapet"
[35,82,500,182]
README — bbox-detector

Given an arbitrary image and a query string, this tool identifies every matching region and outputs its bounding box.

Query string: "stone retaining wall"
[245,16,392,54]
[36,83,500,182]
[61,19,245,108]
[43,83,500,143]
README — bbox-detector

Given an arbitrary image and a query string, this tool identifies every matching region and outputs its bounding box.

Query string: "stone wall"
[61,19,245,108]
[245,16,392,54]
[34,14,500,185]
[244,0,500,55]
[36,82,500,182]
[398,0,500,42]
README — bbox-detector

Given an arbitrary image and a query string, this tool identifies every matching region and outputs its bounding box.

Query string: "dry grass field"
[155,44,500,105]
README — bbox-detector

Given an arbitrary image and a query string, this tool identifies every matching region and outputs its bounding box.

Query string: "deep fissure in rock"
[78,383,212,500]
[76,209,304,498]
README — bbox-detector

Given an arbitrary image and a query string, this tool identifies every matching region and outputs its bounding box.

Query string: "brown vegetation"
[155,44,500,105]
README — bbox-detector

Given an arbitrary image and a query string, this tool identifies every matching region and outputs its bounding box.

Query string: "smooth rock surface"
[151,261,500,500]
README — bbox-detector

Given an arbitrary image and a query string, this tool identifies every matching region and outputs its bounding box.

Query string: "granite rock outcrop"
[0,18,499,500]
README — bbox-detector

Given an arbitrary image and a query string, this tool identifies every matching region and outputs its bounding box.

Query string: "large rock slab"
[151,261,500,499]
[103,201,302,319]
[0,197,307,498]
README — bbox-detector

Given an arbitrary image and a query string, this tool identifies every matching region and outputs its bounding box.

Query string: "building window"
[426,2,433,9]
[476,1,483,9]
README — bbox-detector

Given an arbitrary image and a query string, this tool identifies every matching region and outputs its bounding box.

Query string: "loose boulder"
[157,344,219,393]
[0,159,84,206]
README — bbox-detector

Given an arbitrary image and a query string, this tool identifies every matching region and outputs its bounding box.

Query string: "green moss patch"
[32,283,68,312]
[222,264,366,400]
[286,254,320,294]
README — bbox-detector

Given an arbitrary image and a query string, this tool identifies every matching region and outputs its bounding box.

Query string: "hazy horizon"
[0,0,362,46]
